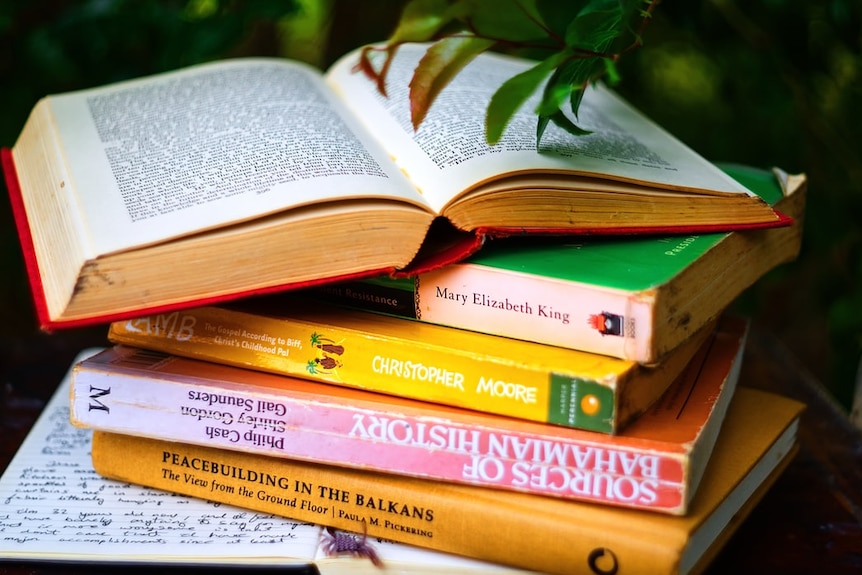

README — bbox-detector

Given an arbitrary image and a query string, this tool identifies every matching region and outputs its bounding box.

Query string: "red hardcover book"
[3,44,788,329]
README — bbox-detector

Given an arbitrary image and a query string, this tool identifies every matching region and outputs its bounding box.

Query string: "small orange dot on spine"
[581,394,601,415]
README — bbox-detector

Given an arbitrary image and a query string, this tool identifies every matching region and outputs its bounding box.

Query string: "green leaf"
[565,1,623,51]
[532,52,610,146]
[535,71,574,117]
[568,82,588,117]
[388,0,456,44]
[535,114,551,145]
[535,0,591,38]
[368,0,656,146]
[486,51,566,144]
[606,0,650,53]
[536,107,592,153]
[603,57,621,86]
[535,55,604,117]
[548,108,593,138]
[409,36,496,130]
[457,0,548,42]
[533,0,628,143]
[358,0,464,97]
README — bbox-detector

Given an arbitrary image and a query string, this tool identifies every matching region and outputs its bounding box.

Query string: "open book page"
[0,350,523,572]
[325,43,754,214]
[42,58,428,256]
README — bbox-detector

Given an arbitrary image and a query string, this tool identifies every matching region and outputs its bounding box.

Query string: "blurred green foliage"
[0,1,303,140]
[611,1,862,409]
[1,0,859,408]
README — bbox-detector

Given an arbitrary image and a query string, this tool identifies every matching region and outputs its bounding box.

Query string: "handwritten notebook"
[0,349,528,573]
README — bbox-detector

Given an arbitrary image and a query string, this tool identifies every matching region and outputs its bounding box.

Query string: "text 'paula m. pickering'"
[159,450,435,538]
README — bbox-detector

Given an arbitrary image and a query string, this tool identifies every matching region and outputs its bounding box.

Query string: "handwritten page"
[0,349,322,565]
[0,349,516,572]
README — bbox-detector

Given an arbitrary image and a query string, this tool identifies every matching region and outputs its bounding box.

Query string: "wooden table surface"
[1,322,861,575]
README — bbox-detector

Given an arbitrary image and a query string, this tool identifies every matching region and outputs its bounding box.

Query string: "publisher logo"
[588,547,619,575]
[588,312,625,337]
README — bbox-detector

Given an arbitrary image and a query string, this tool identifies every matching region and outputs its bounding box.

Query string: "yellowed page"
[44,58,428,257]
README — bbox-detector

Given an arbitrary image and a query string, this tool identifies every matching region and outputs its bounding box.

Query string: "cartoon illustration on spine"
[306,331,345,376]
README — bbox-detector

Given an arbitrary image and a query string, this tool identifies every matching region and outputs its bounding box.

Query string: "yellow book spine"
[91,430,680,575]
[109,304,706,433]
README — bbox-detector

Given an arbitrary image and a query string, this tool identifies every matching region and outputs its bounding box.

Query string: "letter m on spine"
[88,385,111,412]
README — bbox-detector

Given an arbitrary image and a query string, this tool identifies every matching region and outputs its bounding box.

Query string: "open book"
[2,43,788,329]
[0,350,531,574]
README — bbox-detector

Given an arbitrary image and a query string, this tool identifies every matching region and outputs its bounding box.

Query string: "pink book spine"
[70,353,686,512]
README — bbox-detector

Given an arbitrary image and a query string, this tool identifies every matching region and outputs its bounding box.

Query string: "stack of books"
[1,43,807,574]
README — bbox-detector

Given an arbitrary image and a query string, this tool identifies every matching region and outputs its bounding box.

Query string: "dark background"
[1,0,860,410]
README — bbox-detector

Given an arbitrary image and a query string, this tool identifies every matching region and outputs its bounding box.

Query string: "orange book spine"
[90,385,803,575]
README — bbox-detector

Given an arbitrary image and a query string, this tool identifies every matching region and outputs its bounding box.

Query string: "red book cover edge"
[2,146,56,330]
[1,145,792,331]
[1,147,486,331]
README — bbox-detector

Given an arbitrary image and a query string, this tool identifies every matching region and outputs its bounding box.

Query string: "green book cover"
[309,165,803,362]
[372,165,785,291]
[460,164,786,289]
